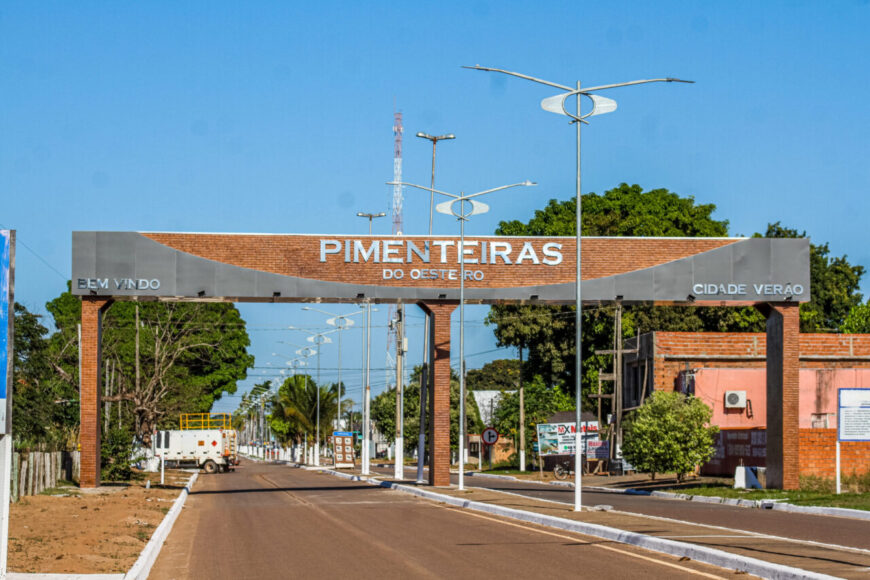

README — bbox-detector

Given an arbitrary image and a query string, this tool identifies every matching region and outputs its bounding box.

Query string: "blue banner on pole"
[0,230,11,433]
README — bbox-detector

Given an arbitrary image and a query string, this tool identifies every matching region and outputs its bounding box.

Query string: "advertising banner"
[0,230,13,434]
[535,421,599,456]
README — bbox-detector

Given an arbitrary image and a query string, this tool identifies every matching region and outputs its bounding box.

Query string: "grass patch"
[669,480,870,511]
[38,485,79,497]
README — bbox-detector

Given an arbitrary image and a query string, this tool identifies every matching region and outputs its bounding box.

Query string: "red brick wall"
[800,429,870,478]
[142,233,738,288]
[703,428,870,478]
[652,332,870,392]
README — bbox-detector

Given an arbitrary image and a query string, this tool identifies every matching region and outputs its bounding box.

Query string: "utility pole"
[393,308,405,480]
[593,301,635,464]
[519,344,525,471]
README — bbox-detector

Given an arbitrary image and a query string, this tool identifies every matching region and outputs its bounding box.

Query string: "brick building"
[623,332,870,478]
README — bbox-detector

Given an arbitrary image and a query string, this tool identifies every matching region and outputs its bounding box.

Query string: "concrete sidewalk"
[318,465,870,580]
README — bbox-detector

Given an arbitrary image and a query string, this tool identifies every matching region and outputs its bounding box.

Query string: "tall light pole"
[357,211,386,475]
[416,133,455,234]
[465,64,692,511]
[388,180,537,491]
[357,212,386,235]
[302,307,363,431]
[414,131,455,484]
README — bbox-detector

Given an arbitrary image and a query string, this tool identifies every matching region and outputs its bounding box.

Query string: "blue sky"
[3,1,870,413]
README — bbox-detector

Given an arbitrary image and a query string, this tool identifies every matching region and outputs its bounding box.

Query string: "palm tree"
[270,375,339,446]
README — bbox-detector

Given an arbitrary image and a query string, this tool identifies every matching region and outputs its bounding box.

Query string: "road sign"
[482,428,499,446]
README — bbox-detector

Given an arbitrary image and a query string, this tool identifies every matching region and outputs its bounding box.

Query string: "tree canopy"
[12,303,79,448]
[268,375,341,446]
[465,359,521,391]
[17,286,255,449]
[372,365,483,453]
[760,222,864,332]
[487,183,865,410]
[488,183,735,401]
[491,375,574,454]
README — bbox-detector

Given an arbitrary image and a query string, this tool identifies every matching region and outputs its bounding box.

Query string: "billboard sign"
[0,230,13,434]
[536,421,598,456]
[838,388,870,442]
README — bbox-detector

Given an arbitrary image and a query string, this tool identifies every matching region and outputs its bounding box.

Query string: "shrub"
[621,391,719,481]
[101,426,137,481]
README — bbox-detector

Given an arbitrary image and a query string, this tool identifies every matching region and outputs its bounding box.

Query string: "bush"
[621,391,718,481]
[101,426,137,481]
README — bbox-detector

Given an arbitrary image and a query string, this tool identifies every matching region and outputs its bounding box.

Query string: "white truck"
[152,428,238,473]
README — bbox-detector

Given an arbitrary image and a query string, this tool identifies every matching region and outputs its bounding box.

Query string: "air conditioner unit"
[725,390,747,409]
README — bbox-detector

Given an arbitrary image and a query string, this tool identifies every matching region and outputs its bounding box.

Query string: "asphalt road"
[438,470,870,550]
[149,461,735,579]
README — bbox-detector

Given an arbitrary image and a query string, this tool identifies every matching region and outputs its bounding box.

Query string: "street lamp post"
[388,179,537,491]
[465,64,692,511]
[357,211,386,475]
[301,307,364,432]
[416,133,455,235]
[414,131,455,484]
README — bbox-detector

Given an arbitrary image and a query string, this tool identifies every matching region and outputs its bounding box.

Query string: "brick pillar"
[758,303,800,490]
[80,297,112,488]
[419,302,457,487]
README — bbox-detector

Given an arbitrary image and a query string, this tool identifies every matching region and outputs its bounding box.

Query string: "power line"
[0,223,68,281]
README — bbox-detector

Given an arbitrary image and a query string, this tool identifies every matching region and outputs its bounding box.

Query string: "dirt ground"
[7,469,191,574]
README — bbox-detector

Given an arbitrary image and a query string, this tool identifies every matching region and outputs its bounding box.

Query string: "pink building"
[623,332,870,477]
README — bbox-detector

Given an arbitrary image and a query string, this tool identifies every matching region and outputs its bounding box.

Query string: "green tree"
[488,184,866,408]
[268,375,339,446]
[43,286,255,444]
[488,183,737,401]
[492,375,574,457]
[466,359,521,391]
[621,391,718,481]
[12,303,79,448]
[372,365,483,453]
[843,302,870,333]
[759,222,864,332]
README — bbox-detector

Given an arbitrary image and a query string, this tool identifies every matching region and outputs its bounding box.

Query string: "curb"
[464,470,576,488]
[591,485,870,521]
[123,472,199,580]
[314,467,838,580]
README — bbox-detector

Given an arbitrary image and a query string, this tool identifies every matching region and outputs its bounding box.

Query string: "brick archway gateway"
[73,232,809,489]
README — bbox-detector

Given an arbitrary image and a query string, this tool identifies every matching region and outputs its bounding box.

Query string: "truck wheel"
[203,460,218,474]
